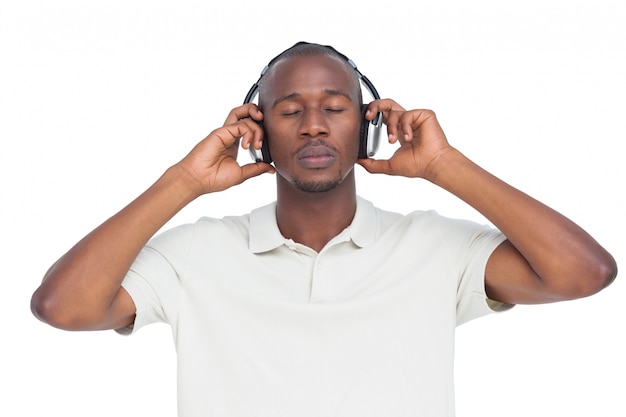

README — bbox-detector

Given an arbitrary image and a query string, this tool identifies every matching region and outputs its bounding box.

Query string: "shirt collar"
[249,196,377,254]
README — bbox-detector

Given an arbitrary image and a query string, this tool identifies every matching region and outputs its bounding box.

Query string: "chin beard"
[293,178,341,193]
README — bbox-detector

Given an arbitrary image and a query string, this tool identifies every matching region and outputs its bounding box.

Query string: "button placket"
[310,243,340,303]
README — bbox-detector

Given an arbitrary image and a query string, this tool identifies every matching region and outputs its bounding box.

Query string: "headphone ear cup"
[258,120,272,164]
[358,104,383,159]
[358,105,370,159]
[248,120,273,164]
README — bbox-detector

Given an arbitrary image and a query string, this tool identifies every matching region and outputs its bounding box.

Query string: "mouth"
[295,142,338,169]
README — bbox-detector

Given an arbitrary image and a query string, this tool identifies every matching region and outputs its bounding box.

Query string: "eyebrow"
[272,92,300,108]
[271,89,353,108]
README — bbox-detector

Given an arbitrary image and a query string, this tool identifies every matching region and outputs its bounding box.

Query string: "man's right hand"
[176,103,275,197]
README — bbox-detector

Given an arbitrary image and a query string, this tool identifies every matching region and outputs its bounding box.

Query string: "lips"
[295,143,337,169]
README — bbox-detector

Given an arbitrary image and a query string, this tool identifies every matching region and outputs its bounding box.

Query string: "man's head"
[258,45,363,194]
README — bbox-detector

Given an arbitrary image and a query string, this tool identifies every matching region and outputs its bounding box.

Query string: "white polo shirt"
[120,196,509,417]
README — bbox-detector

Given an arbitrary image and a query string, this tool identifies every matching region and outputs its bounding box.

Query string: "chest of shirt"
[180,227,458,306]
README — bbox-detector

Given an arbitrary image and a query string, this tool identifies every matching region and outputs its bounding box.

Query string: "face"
[260,54,362,193]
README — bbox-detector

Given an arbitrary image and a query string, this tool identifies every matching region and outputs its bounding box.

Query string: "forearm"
[428,148,617,298]
[32,164,201,328]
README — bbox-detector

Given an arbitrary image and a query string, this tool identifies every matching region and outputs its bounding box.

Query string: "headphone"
[243,42,383,164]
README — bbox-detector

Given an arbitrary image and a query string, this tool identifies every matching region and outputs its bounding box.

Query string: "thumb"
[238,162,275,183]
[357,158,393,175]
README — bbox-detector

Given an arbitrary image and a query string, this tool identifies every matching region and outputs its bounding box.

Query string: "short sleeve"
[455,225,512,325]
[115,223,195,335]
[417,213,512,326]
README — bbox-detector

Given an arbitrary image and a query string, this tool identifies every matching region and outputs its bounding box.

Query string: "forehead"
[260,55,358,104]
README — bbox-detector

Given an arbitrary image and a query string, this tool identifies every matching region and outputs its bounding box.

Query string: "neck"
[275,173,357,252]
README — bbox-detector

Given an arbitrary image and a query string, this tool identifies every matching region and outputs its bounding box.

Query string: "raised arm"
[358,99,617,304]
[31,104,274,331]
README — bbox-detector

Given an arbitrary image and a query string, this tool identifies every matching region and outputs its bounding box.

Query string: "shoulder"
[403,209,497,237]
[364,198,452,236]
[366,198,503,249]
[147,211,255,252]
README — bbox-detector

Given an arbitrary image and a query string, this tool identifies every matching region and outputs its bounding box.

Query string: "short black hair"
[258,42,363,104]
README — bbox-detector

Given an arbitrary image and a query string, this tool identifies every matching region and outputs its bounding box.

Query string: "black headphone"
[243,42,383,164]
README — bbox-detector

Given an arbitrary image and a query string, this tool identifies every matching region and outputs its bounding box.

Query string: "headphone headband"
[244,42,381,106]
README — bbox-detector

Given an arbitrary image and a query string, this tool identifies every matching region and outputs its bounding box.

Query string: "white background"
[1,1,624,416]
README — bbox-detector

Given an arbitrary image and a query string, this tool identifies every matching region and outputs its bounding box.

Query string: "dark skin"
[31,54,617,331]
[260,55,363,252]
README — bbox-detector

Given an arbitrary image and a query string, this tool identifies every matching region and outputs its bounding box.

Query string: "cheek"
[264,127,287,158]
[341,122,362,158]
[265,133,296,174]
[263,117,286,157]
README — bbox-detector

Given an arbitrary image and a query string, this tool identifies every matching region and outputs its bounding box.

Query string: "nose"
[297,108,329,138]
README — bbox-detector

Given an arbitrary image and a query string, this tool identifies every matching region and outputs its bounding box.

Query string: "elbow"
[31,292,54,326]
[540,250,618,303]
[31,287,87,331]
[31,280,129,331]
[31,289,69,330]
[590,252,618,293]
[31,263,77,329]
[569,251,618,299]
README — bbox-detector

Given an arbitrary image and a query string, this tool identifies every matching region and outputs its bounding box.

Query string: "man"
[31,42,617,416]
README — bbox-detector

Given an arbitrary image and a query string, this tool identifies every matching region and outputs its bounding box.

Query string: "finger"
[384,110,403,144]
[366,98,406,115]
[236,118,264,150]
[356,157,394,175]
[400,114,416,142]
[400,109,440,143]
[385,109,440,144]
[366,99,406,144]
[223,103,263,126]
[213,120,261,151]
[238,162,275,184]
